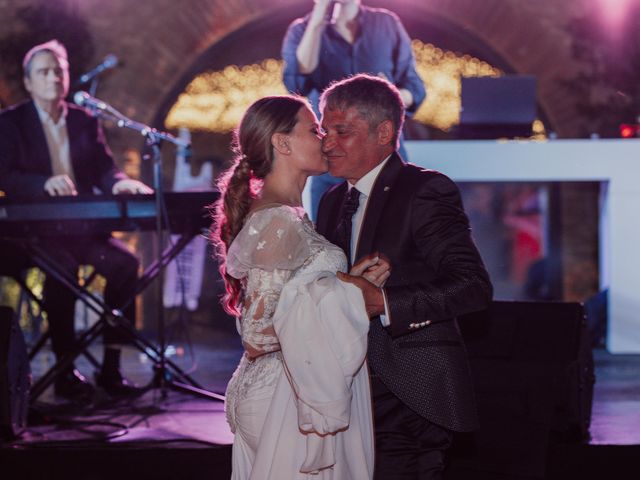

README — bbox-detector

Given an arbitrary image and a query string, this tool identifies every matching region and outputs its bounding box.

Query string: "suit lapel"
[23,101,53,175]
[355,153,404,261]
[317,181,348,242]
[66,105,83,172]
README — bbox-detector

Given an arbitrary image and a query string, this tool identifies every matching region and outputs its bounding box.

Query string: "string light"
[411,41,501,130]
[165,41,543,135]
[165,59,287,132]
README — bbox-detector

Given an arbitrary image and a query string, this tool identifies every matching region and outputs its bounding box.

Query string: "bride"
[211,95,389,479]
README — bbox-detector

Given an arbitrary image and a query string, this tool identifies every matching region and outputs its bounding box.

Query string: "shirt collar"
[34,101,68,126]
[349,154,392,197]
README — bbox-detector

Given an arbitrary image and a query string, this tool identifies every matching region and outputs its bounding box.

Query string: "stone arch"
[1,0,587,158]
[136,0,582,146]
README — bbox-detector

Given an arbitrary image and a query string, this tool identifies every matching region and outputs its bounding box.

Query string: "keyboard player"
[0,40,152,401]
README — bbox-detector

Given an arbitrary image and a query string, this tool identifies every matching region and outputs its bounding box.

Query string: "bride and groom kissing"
[212,73,493,479]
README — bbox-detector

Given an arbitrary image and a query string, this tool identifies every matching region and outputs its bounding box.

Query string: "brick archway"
[1,0,587,158]
[75,0,581,134]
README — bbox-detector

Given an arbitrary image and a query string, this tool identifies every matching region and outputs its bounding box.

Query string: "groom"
[316,74,493,479]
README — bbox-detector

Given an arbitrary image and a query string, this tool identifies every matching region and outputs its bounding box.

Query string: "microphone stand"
[149,132,167,399]
[89,78,99,97]
[74,73,100,97]
[82,101,223,402]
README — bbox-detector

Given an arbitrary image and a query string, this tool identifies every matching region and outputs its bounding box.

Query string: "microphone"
[325,1,338,23]
[78,54,119,84]
[73,91,115,114]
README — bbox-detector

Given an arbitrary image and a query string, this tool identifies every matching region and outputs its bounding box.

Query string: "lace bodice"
[226,205,347,358]
[224,205,352,436]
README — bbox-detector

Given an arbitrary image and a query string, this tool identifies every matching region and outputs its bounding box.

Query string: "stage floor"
[2,320,639,479]
[22,323,241,440]
[589,348,640,445]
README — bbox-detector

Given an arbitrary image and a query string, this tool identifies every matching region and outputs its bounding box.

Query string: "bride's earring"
[272,133,292,155]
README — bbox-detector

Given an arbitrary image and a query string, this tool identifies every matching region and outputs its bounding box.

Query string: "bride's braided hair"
[210,95,308,315]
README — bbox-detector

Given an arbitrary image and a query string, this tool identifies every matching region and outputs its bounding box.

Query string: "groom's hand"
[337,271,385,318]
[350,252,391,288]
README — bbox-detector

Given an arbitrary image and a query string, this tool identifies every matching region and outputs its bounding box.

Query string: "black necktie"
[335,187,360,268]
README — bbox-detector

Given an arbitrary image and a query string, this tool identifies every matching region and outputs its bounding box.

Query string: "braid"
[222,156,252,245]
[211,155,253,316]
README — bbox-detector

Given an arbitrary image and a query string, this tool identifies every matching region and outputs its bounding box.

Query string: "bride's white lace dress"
[224,205,373,480]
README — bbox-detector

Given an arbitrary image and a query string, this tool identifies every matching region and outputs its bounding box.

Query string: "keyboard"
[0,191,219,237]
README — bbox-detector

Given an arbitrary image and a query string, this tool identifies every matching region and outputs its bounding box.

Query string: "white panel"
[406,139,640,353]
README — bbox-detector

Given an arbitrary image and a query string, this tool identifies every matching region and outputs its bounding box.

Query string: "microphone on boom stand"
[73,91,190,149]
[75,54,120,96]
[77,54,119,85]
[72,91,218,402]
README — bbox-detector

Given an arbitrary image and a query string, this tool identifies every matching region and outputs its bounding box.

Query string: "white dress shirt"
[34,102,75,184]
[348,154,393,326]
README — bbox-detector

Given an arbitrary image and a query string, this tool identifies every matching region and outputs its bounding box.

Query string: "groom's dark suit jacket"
[317,152,492,432]
[0,100,125,199]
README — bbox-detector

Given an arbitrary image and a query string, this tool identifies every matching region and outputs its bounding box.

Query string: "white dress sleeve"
[226,206,311,279]
[272,272,373,475]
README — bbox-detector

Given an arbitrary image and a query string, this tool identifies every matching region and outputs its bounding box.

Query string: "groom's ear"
[376,120,394,146]
[271,133,291,155]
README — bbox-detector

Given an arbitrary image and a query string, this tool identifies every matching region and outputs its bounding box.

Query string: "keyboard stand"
[24,232,224,402]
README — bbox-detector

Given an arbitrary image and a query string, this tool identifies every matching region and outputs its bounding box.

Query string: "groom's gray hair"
[320,73,405,147]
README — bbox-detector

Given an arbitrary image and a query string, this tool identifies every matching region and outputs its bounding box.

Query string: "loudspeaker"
[456,75,537,139]
[0,306,31,440]
[449,301,595,478]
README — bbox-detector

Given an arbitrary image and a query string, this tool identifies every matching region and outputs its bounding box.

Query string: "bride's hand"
[350,252,391,288]
[338,271,384,318]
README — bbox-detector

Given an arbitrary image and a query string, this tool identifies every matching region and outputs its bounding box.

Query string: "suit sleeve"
[0,115,50,197]
[315,188,332,237]
[383,174,492,337]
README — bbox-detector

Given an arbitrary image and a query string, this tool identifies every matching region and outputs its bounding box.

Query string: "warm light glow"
[597,0,633,27]
[165,41,516,134]
[620,124,638,138]
[411,41,502,130]
[531,119,547,140]
[165,59,287,132]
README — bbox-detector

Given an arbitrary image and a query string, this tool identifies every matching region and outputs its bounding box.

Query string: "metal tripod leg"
[25,239,223,402]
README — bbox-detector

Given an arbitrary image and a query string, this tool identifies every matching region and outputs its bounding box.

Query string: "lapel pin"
[384,186,390,192]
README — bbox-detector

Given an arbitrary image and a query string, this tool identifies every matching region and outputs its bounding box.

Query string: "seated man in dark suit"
[0,40,152,401]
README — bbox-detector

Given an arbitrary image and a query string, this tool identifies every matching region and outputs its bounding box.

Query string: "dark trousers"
[42,235,139,359]
[371,374,453,480]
